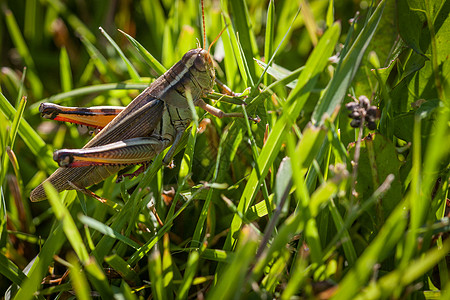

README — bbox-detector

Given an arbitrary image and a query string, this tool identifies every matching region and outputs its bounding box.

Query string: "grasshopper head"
[160,48,215,108]
[182,48,215,93]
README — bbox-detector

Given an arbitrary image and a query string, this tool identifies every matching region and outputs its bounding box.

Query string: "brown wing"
[30,95,164,202]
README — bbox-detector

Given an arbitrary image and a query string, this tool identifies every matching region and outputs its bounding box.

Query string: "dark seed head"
[350,119,361,128]
[367,106,380,119]
[345,102,359,111]
[359,96,370,109]
[349,111,361,119]
[367,121,377,130]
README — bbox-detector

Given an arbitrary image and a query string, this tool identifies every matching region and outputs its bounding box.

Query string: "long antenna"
[201,0,206,49]
[208,25,227,54]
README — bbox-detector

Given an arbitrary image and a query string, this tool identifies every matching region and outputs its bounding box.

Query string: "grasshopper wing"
[31,95,164,202]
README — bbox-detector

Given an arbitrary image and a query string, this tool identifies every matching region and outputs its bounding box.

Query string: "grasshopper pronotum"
[30,0,257,202]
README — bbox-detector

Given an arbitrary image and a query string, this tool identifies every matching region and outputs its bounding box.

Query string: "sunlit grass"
[1,0,449,298]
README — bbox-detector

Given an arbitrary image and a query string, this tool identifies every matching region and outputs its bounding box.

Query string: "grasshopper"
[30,2,258,202]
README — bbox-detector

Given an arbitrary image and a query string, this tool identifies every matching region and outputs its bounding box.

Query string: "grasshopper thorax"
[149,48,216,109]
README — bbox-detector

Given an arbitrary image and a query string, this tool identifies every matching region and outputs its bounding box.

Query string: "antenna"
[201,0,206,49]
[201,0,226,54]
[208,25,227,54]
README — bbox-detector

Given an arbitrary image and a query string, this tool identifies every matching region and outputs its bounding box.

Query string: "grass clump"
[0,0,449,298]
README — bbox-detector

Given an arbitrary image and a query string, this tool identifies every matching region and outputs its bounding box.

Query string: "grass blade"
[44,182,89,263]
[68,253,92,300]
[0,93,56,171]
[312,0,387,125]
[78,215,140,250]
[2,6,43,98]
[99,27,141,82]
[59,47,73,93]
[13,224,66,300]
[119,29,167,76]
[29,83,149,111]
[222,22,341,254]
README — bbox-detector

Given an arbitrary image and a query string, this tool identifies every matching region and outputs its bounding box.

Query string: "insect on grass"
[30,0,258,202]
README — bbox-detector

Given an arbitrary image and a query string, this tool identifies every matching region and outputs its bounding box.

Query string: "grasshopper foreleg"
[215,79,241,97]
[196,99,260,123]
[215,78,250,98]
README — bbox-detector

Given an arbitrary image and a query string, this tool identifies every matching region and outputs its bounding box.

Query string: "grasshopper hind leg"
[53,137,165,168]
[40,103,124,129]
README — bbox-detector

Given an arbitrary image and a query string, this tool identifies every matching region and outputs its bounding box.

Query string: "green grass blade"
[332,203,408,299]
[120,281,138,300]
[0,96,27,192]
[24,0,37,41]
[162,235,175,300]
[78,215,140,250]
[140,0,165,56]
[2,7,34,67]
[59,47,73,93]
[176,251,199,300]
[178,89,198,181]
[192,126,230,243]
[229,0,258,81]
[281,251,309,299]
[13,224,66,300]
[99,27,141,82]
[248,64,304,111]
[3,6,43,98]
[162,22,175,67]
[84,257,114,298]
[29,82,148,111]
[207,227,259,299]
[328,199,357,266]
[9,96,27,149]
[312,0,387,125]
[79,34,112,80]
[220,14,239,89]
[148,249,166,300]
[326,0,335,28]
[45,0,96,42]
[0,67,21,101]
[264,0,275,87]
[105,254,141,284]
[220,5,249,87]
[356,238,450,299]
[255,59,303,89]
[252,207,305,280]
[222,22,341,254]
[0,93,56,171]
[68,253,92,300]
[0,252,27,286]
[44,182,89,263]
[128,185,203,265]
[254,5,301,92]
[119,29,167,76]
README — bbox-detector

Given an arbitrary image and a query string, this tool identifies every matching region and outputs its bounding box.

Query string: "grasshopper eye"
[194,55,207,71]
